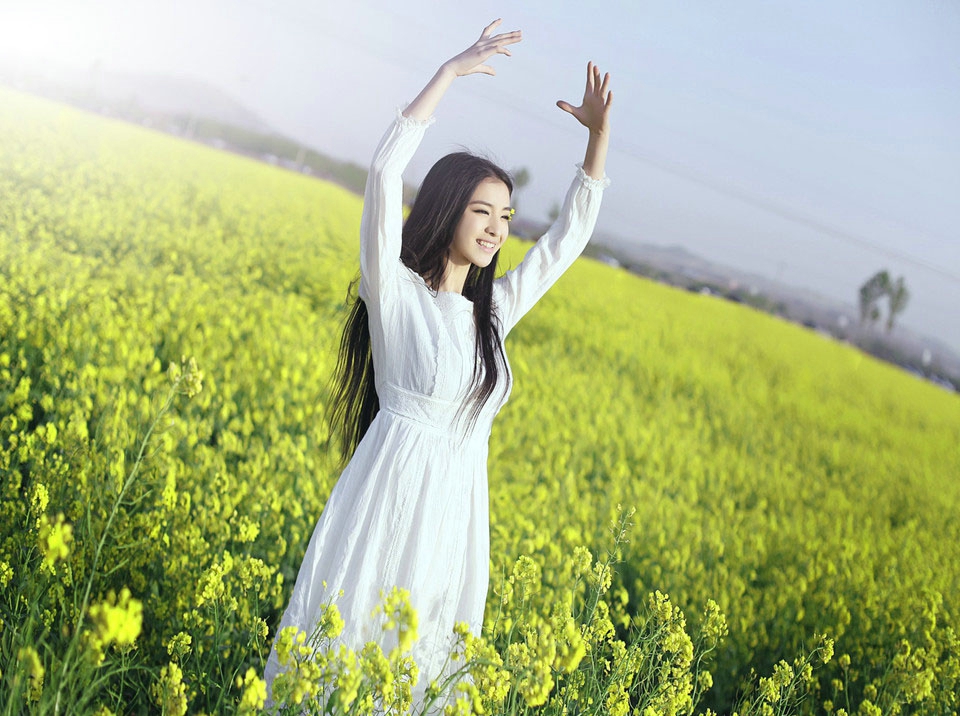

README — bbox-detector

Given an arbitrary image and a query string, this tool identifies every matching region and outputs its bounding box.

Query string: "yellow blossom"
[37,512,73,573]
[166,632,192,660]
[320,602,345,640]
[235,667,267,714]
[151,662,188,716]
[0,560,12,588]
[30,482,49,517]
[18,646,44,702]
[374,587,418,653]
[86,587,144,663]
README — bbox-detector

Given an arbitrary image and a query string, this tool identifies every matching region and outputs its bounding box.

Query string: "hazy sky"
[2,1,958,352]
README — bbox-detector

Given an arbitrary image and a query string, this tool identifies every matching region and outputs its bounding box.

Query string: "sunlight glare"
[0,9,105,70]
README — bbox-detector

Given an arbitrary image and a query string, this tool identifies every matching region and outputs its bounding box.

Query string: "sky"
[1,0,958,353]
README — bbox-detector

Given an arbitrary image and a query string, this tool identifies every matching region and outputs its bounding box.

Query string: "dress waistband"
[378,382,490,441]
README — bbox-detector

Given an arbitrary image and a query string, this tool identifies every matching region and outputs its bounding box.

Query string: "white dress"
[263,108,609,709]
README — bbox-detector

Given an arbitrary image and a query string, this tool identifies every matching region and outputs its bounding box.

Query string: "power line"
[608,136,960,284]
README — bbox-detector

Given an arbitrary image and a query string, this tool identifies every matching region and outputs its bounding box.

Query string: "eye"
[474,209,490,215]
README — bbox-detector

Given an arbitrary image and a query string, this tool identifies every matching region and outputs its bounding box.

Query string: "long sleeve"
[493,164,610,335]
[359,108,435,306]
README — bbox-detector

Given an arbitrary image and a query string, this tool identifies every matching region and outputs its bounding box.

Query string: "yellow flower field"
[1,86,958,715]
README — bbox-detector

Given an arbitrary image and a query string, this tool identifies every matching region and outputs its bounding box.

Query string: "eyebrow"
[470,200,514,212]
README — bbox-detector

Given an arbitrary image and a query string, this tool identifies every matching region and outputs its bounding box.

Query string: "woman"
[264,18,612,709]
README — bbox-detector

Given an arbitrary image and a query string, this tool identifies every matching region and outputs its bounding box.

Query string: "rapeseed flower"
[444,680,484,715]
[168,355,204,397]
[516,655,553,707]
[30,481,49,517]
[86,587,144,664]
[572,545,592,576]
[331,646,363,711]
[320,602,345,640]
[235,667,267,713]
[90,587,143,646]
[374,586,418,653]
[361,642,396,707]
[702,599,728,645]
[166,631,192,660]
[606,683,630,716]
[0,559,13,588]
[18,646,44,701]
[511,555,541,601]
[152,662,188,716]
[37,512,73,573]
[460,629,509,704]
[196,557,229,607]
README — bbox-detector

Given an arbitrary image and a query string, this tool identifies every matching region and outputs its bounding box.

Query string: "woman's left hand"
[557,61,613,135]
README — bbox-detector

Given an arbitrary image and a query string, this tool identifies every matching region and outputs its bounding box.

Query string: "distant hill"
[85,69,273,133]
[0,62,371,196]
[0,61,269,132]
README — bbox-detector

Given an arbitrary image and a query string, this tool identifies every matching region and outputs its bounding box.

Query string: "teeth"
[477,239,496,248]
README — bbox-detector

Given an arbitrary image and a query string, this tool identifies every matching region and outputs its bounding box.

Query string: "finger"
[586,61,595,93]
[605,90,614,108]
[492,30,523,44]
[599,71,610,96]
[556,100,576,114]
[480,18,502,38]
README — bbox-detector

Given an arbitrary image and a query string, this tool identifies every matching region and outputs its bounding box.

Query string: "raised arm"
[557,62,613,180]
[404,19,522,121]
[359,20,522,305]
[495,61,614,334]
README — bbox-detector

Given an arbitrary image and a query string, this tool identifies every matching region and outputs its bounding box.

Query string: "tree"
[859,270,890,327]
[858,269,909,333]
[886,276,910,332]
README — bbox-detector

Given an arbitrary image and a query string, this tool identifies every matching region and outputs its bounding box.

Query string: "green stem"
[53,381,180,714]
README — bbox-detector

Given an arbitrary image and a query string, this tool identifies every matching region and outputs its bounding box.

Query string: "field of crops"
[2,86,959,715]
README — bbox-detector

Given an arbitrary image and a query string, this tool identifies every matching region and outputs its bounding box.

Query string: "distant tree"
[886,275,910,332]
[859,270,890,327]
[858,269,909,333]
[511,167,530,211]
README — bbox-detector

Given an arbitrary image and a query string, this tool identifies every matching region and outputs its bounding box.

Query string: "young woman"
[264,19,612,708]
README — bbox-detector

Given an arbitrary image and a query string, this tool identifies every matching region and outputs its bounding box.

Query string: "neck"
[436,262,469,294]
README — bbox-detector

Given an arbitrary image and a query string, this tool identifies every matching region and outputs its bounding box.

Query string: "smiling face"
[447,177,513,271]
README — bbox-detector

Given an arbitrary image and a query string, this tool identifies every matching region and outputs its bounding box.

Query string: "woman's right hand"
[404,20,521,121]
[441,19,522,77]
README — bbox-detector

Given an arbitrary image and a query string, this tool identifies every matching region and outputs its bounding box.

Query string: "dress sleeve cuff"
[396,104,437,130]
[575,162,611,191]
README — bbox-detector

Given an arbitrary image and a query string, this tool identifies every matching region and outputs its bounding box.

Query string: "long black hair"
[329,153,514,464]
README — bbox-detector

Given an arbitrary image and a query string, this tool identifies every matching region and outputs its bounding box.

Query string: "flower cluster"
[37,512,73,573]
[84,587,144,665]
[151,662,188,716]
[269,593,420,715]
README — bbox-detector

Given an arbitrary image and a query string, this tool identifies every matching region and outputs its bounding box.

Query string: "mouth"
[476,239,498,252]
